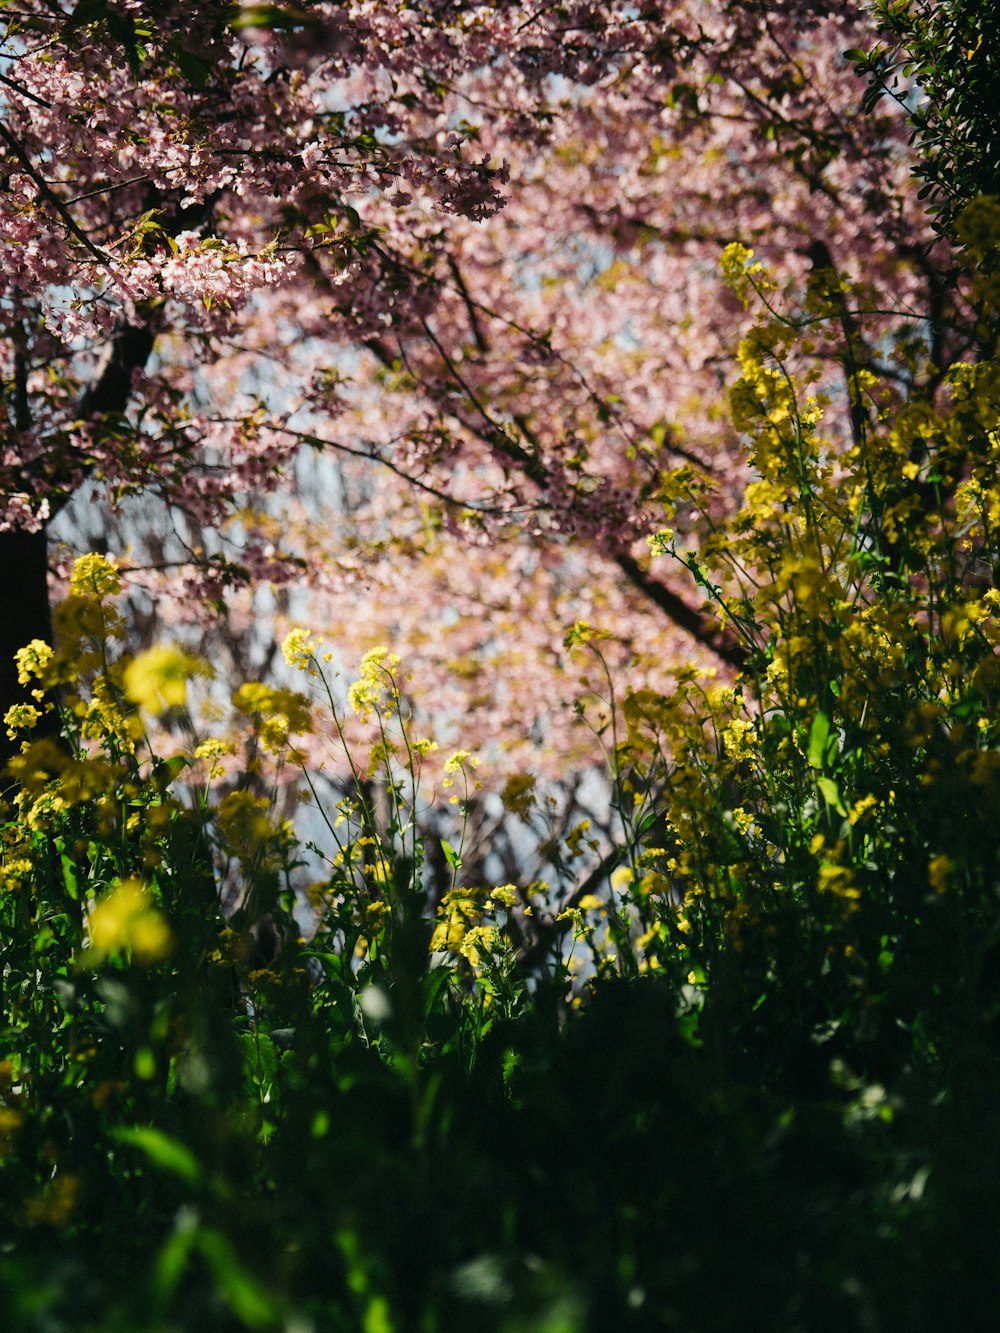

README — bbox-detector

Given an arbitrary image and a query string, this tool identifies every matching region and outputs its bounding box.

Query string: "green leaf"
[152,754,188,787]
[441,839,462,869]
[59,852,79,900]
[231,3,320,34]
[807,711,831,770]
[174,45,213,89]
[113,1126,201,1185]
[677,1009,703,1049]
[237,1032,280,1098]
[817,776,848,816]
[197,1229,279,1328]
[422,965,452,1019]
[154,1216,198,1304]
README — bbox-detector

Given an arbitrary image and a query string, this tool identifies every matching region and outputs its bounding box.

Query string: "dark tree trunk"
[0,525,57,771]
[0,316,161,772]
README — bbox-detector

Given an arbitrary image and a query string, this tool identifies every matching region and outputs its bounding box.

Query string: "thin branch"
[0,120,110,263]
[237,420,524,516]
[367,323,747,668]
[63,173,152,205]
[0,68,52,108]
[447,254,489,354]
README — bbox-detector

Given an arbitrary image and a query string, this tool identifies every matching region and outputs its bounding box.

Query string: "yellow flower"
[443,749,478,775]
[232,682,312,751]
[218,790,275,859]
[720,242,776,306]
[194,737,234,779]
[848,794,878,827]
[281,627,318,672]
[722,717,756,761]
[89,879,172,963]
[817,864,860,901]
[69,552,121,600]
[928,854,951,894]
[364,901,391,930]
[260,714,290,753]
[3,703,42,740]
[500,773,536,816]
[194,737,234,761]
[610,866,634,896]
[647,528,674,555]
[347,645,401,718]
[0,857,34,894]
[458,924,497,967]
[563,620,609,649]
[14,639,54,688]
[124,646,212,716]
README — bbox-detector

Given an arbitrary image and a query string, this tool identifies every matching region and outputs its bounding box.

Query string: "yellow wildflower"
[89,880,172,963]
[232,682,312,752]
[218,790,275,859]
[443,749,478,775]
[14,639,54,688]
[69,552,121,600]
[0,858,34,894]
[501,773,536,815]
[347,645,401,718]
[364,901,391,930]
[281,627,318,672]
[124,645,211,716]
[928,854,951,894]
[457,924,497,967]
[610,866,634,896]
[193,737,234,780]
[4,703,42,741]
[722,717,756,761]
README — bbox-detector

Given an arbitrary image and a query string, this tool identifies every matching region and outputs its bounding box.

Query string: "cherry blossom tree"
[2,1,959,775]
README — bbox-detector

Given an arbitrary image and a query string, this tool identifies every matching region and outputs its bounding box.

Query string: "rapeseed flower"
[281,627,319,673]
[124,646,211,716]
[89,879,172,963]
[69,552,121,600]
[443,749,478,776]
[194,737,235,780]
[347,645,401,718]
[3,703,42,741]
[14,639,54,688]
[232,682,311,753]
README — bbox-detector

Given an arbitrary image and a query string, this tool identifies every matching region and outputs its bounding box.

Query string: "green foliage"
[850,0,1000,241]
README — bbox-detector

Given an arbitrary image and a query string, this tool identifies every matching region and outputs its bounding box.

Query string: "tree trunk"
[0,525,57,770]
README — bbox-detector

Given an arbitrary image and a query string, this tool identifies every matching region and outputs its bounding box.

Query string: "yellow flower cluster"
[442,748,478,776]
[281,626,334,675]
[194,737,235,780]
[719,241,776,308]
[347,645,401,719]
[3,703,42,741]
[69,552,121,600]
[123,645,212,717]
[233,682,312,755]
[14,639,54,691]
[88,879,172,963]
